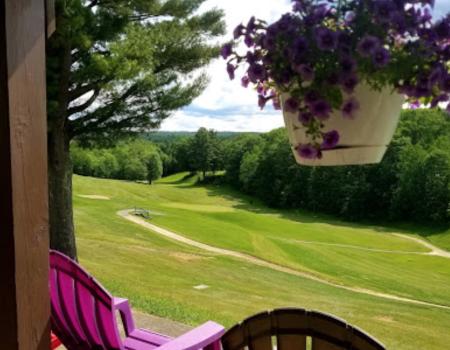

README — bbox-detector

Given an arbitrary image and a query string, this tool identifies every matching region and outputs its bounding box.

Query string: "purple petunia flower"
[291,36,308,56]
[233,24,245,39]
[298,111,313,124]
[273,96,281,110]
[263,35,276,51]
[341,97,360,119]
[278,70,292,86]
[390,11,406,32]
[262,54,274,66]
[409,100,420,109]
[321,130,340,149]
[247,16,257,33]
[244,35,254,47]
[374,0,395,22]
[397,82,415,96]
[312,4,330,22]
[304,90,320,104]
[315,27,338,51]
[440,74,450,92]
[296,144,319,159]
[221,43,233,59]
[309,99,332,120]
[373,47,390,67]
[420,7,433,24]
[340,56,357,74]
[258,95,267,109]
[284,97,300,113]
[414,76,432,97]
[429,66,444,85]
[340,73,359,94]
[241,76,250,88]
[327,73,339,85]
[256,83,264,94]
[337,32,352,53]
[292,0,304,12]
[248,64,266,83]
[246,51,258,64]
[295,64,315,81]
[227,63,236,80]
[357,35,380,57]
[430,94,448,108]
[434,18,450,40]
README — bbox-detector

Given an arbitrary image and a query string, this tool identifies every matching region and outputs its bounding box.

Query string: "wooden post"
[0,0,51,349]
[46,0,56,37]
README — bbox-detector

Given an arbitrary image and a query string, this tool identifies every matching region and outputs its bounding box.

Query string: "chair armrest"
[114,297,136,336]
[157,321,225,350]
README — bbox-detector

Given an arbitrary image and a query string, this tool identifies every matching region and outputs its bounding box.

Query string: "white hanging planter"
[282,84,405,166]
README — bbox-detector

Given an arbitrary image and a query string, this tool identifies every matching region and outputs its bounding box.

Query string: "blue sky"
[160,0,450,132]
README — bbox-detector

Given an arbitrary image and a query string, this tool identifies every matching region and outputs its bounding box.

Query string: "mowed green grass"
[73,174,450,349]
[75,173,450,305]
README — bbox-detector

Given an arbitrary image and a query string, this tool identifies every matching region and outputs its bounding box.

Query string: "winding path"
[274,236,450,259]
[392,233,450,259]
[117,209,450,311]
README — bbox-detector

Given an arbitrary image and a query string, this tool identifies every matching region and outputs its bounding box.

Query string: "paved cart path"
[391,233,450,258]
[118,209,450,311]
[273,236,450,258]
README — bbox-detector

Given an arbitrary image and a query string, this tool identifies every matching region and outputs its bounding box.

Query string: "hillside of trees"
[71,109,450,225]
[71,140,163,183]
[144,131,256,143]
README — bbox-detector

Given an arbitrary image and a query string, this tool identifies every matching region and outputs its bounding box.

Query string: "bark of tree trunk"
[48,126,77,259]
[47,35,76,259]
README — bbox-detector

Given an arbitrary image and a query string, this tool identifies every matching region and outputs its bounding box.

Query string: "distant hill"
[143,131,259,143]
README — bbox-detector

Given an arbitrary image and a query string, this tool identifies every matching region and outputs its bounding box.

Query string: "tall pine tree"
[47,0,225,258]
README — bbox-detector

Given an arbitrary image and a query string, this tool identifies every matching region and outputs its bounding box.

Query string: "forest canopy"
[72,109,450,225]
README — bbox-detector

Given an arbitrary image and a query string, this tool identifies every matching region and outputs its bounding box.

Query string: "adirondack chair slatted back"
[50,250,123,349]
[221,308,386,350]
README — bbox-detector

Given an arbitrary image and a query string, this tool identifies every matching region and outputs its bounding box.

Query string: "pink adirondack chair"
[49,250,224,350]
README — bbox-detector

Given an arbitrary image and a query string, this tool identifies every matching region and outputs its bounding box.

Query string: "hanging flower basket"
[222,0,450,166]
[282,84,404,165]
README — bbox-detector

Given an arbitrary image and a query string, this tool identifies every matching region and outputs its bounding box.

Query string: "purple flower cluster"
[223,0,450,159]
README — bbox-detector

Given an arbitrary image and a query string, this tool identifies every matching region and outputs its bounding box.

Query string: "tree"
[147,152,163,184]
[189,128,220,178]
[222,134,262,187]
[420,150,450,223]
[217,109,449,225]
[47,0,225,258]
[239,148,261,193]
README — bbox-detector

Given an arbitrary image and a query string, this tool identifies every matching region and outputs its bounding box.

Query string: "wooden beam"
[46,0,56,38]
[0,1,50,349]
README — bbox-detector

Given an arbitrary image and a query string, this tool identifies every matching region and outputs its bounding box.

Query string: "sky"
[160,0,450,132]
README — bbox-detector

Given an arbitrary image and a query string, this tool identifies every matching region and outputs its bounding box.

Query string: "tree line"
[71,140,163,184]
[72,109,450,225]
[163,109,449,225]
[71,127,223,183]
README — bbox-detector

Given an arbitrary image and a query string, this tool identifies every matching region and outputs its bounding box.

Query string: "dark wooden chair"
[221,308,386,350]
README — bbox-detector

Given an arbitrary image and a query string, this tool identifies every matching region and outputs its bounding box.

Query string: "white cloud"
[161,110,284,132]
[161,0,292,132]
[161,0,450,132]
[434,0,450,18]
[190,0,292,112]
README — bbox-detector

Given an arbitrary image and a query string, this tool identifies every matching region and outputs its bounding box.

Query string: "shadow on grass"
[158,173,198,186]
[200,180,449,241]
[159,172,449,242]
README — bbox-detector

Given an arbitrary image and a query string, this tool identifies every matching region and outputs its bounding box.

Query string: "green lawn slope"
[73,174,450,350]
